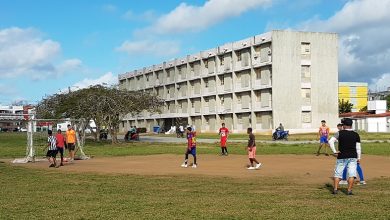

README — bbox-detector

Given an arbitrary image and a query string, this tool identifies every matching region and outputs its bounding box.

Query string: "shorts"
[220,138,227,147]
[186,147,196,156]
[334,158,357,179]
[67,143,75,151]
[320,136,328,144]
[248,147,256,159]
[57,147,64,156]
[46,150,57,158]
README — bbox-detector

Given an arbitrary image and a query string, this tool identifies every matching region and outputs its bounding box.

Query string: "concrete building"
[339,82,368,112]
[369,87,390,101]
[118,30,339,133]
[0,105,24,131]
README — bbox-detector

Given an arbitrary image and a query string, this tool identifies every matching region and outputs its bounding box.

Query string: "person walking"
[218,123,229,156]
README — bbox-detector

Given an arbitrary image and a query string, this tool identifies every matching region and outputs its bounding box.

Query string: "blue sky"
[1,0,390,105]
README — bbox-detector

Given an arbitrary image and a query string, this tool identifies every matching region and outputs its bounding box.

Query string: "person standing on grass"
[65,124,76,162]
[246,127,262,170]
[219,123,229,156]
[44,130,57,168]
[329,123,366,185]
[181,127,197,168]
[55,129,66,166]
[316,120,330,156]
[329,118,361,195]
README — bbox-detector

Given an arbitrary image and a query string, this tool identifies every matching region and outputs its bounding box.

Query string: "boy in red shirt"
[219,123,229,156]
[56,129,66,166]
[181,127,197,168]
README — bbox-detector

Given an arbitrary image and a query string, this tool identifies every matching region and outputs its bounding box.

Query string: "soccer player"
[218,123,229,156]
[316,120,330,156]
[44,130,57,168]
[246,127,262,170]
[329,118,361,195]
[181,127,197,168]
[55,129,66,166]
[65,124,76,162]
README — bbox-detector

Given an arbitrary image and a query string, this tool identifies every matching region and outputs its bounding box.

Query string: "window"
[220,115,225,121]
[301,65,311,81]
[205,116,209,124]
[256,91,261,102]
[204,78,209,88]
[301,42,311,58]
[220,56,224,66]
[301,89,311,99]
[156,73,159,80]
[204,60,208,68]
[192,101,195,108]
[237,94,242,103]
[167,71,170,78]
[167,88,170,94]
[146,75,149,82]
[236,51,242,61]
[238,114,243,124]
[167,103,170,110]
[190,63,194,72]
[221,98,224,105]
[302,111,311,123]
[256,69,261,80]
[220,75,224,85]
[180,102,183,108]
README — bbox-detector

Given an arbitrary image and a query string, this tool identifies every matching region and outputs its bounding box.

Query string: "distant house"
[339,82,368,112]
[340,100,389,132]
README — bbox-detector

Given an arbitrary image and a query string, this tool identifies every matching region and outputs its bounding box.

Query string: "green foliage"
[35,85,164,143]
[359,105,367,112]
[339,99,354,113]
[385,95,390,110]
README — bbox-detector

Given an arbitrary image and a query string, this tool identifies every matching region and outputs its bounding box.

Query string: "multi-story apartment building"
[339,82,368,112]
[118,30,339,133]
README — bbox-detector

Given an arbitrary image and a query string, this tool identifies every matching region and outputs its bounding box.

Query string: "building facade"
[118,30,339,133]
[339,82,368,112]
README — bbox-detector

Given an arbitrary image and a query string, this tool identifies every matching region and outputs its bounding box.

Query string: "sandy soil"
[8,154,390,184]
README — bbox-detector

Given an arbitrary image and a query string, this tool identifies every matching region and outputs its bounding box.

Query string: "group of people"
[180,123,262,170]
[317,119,366,195]
[45,124,76,168]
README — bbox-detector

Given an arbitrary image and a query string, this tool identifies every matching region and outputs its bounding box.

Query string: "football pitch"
[1,133,389,219]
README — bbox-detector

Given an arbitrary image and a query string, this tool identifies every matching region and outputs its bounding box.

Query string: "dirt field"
[10,154,390,184]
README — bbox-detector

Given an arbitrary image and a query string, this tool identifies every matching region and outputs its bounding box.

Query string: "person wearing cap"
[316,120,330,156]
[329,118,362,195]
[44,130,58,167]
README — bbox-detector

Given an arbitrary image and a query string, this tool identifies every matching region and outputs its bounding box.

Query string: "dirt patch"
[8,154,390,184]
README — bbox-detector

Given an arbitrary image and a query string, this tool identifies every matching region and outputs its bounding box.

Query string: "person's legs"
[59,148,64,165]
[316,143,323,155]
[357,163,365,182]
[249,158,254,167]
[333,159,347,193]
[346,159,357,194]
[342,166,347,180]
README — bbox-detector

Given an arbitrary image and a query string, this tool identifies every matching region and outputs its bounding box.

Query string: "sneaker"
[316,153,320,156]
[347,191,353,195]
[60,163,64,166]
[358,181,366,185]
[255,163,262,169]
[192,164,197,168]
[325,153,330,156]
[247,166,255,170]
[339,180,348,185]
[332,189,338,195]
[181,163,188,168]
[49,164,55,168]
[225,153,228,156]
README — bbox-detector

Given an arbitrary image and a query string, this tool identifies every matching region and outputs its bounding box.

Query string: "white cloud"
[299,0,390,90]
[116,39,180,57]
[123,10,157,22]
[137,0,272,35]
[0,27,82,80]
[102,4,117,13]
[370,73,390,92]
[69,72,118,91]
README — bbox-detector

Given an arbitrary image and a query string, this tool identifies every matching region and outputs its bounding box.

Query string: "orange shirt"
[319,126,330,137]
[66,129,76,143]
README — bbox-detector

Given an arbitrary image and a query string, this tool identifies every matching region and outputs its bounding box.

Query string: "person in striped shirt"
[45,130,58,168]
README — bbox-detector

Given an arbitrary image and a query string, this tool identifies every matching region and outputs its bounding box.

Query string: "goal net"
[13,118,89,163]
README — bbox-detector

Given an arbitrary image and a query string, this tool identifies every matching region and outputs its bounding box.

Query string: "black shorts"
[67,143,75,151]
[57,147,64,156]
[46,150,57,158]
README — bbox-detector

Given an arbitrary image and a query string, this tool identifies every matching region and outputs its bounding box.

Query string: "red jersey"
[55,133,65,148]
[219,127,229,140]
[187,132,196,149]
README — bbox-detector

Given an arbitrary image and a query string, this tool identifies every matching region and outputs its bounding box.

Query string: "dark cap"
[341,118,353,126]
[321,120,326,123]
[48,130,52,135]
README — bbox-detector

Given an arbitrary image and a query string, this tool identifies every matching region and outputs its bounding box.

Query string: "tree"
[339,99,353,113]
[359,105,367,112]
[36,85,163,143]
[385,95,390,110]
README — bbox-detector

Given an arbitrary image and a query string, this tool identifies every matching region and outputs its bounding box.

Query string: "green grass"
[1,163,389,219]
[1,133,389,159]
[1,132,389,219]
[145,132,390,141]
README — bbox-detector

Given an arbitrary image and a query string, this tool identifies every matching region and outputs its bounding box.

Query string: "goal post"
[13,118,89,163]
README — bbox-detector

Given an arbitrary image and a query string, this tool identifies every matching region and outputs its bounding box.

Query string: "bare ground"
[8,154,390,184]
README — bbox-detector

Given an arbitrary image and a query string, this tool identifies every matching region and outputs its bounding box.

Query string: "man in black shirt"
[329,118,361,195]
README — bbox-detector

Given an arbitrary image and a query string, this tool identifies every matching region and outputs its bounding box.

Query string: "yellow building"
[339,82,368,112]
